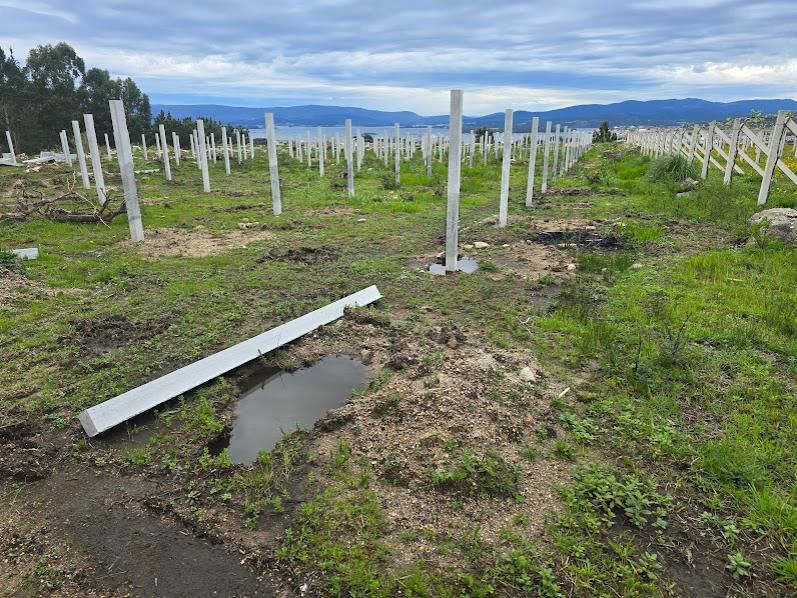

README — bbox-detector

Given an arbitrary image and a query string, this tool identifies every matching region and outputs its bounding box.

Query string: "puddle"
[227,355,372,464]
[428,257,479,275]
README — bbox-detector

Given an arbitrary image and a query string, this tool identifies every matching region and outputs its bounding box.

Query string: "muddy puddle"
[226,355,372,464]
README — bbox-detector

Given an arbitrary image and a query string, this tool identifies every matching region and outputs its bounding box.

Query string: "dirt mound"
[260,246,338,264]
[65,314,168,356]
[0,421,58,481]
[132,227,273,259]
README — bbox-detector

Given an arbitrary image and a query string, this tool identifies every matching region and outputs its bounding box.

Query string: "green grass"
[4,141,797,594]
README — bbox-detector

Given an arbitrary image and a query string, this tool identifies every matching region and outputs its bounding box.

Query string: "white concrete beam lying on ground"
[11,248,38,259]
[78,285,383,437]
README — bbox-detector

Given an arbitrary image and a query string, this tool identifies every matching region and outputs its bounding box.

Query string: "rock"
[681,178,699,190]
[473,241,490,249]
[446,337,458,349]
[748,208,797,243]
[566,263,577,271]
[463,243,474,249]
[519,366,537,383]
[357,218,367,222]
[630,262,643,269]
[676,191,693,198]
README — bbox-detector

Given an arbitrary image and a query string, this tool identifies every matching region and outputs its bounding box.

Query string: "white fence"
[626,110,797,205]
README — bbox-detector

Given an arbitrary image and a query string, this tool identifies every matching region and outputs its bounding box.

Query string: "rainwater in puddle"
[227,355,372,464]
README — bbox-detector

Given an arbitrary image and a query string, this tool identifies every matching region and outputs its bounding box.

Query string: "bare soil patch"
[131,227,273,258]
[63,314,169,356]
[0,267,79,306]
[259,246,338,265]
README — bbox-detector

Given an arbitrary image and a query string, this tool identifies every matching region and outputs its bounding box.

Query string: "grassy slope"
[1,141,797,596]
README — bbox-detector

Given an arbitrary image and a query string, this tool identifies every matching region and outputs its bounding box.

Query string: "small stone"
[566,263,577,271]
[519,367,537,383]
[446,337,458,349]
[630,262,643,269]
[357,218,367,222]
[463,244,474,249]
[473,241,490,249]
[502,243,510,247]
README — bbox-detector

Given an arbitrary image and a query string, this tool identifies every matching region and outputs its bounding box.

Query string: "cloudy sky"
[2,0,796,114]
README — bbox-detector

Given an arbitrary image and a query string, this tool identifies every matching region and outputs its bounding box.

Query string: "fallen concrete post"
[11,248,38,259]
[79,285,383,436]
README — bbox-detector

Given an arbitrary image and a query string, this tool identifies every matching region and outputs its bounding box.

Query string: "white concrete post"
[104,133,111,161]
[446,90,464,272]
[723,121,741,185]
[356,128,364,172]
[236,130,242,164]
[469,130,475,167]
[394,123,401,185]
[551,124,561,180]
[155,132,162,158]
[210,133,217,163]
[541,121,553,193]
[71,120,91,189]
[83,114,107,204]
[345,119,354,197]
[701,122,714,180]
[318,127,325,176]
[196,119,211,192]
[687,125,699,163]
[425,126,433,176]
[525,116,540,207]
[109,99,144,242]
[498,109,513,228]
[758,110,788,206]
[60,130,72,165]
[141,134,148,160]
[221,126,231,175]
[265,113,282,215]
[173,133,181,165]
[158,124,172,181]
[4,130,16,165]
[250,136,254,159]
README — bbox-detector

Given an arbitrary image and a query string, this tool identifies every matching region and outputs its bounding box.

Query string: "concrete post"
[723,119,741,185]
[59,130,72,165]
[158,124,172,181]
[498,109,513,228]
[210,133,217,163]
[446,90,464,272]
[221,126,231,175]
[104,133,111,161]
[394,123,401,185]
[425,126,433,177]
[141,134,148,160]
[525,116,540,207]
[250,136,255,160]
[758,110,788,205]
[701,122,714,179]
[318,127,325,176]
[551,124,561,180]
[541,121,553,193]
[265,113,282,215]
[173,133,181,165]
[155,132,162,158]
[236,130,242,164]
[83,114,107,204]
[71,120,91,189]
[469,130,475,167]
[109,99,144,242]
[4,130,16,164]
[356,128,364,172]
[345,119,355,197]
[196,119,211,192]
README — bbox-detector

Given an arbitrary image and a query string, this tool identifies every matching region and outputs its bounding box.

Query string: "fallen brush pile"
[0,179,126,224]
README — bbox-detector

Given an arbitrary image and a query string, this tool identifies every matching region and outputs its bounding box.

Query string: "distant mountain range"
[152,98,797,130]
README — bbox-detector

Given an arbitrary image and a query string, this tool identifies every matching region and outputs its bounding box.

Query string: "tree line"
[0,42,243,156]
